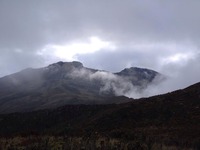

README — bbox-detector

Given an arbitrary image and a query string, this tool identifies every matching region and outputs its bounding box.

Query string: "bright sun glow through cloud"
[162,52,196,66]
[37,36,116,62]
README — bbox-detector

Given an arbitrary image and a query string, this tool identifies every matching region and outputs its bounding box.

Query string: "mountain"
[0,61,162,113]
[0,81,199,149]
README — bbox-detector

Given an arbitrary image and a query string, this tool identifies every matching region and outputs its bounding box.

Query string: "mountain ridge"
[0,61,163,113]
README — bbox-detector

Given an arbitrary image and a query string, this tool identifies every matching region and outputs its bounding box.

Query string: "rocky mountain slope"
[0,61,162,113]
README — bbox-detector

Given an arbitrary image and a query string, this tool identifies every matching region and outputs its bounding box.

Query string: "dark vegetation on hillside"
[0,82,200,149]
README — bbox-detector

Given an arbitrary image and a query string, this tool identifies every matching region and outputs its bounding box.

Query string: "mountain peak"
[50,61,83,67]
[116,67,159,84]
[118,67,158,75]
[56,61,65,66]
[47,61,83,71]
[71,61,83,68]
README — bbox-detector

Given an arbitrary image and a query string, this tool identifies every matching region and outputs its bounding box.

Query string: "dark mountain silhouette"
[0,81,199,149]
[0,61,162,113]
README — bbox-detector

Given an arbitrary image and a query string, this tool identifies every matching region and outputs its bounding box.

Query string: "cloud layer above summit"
[0,0,200,93]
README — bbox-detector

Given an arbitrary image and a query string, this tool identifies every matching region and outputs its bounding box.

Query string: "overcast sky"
[0,0,200,93]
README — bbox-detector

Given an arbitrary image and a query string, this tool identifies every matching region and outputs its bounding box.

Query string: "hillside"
[0,61,162,113]
[0,82,199,149]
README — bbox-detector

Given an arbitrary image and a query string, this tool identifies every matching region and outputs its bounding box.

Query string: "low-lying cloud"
[69,67,163,98]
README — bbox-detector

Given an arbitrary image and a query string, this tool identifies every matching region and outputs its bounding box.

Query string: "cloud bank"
[0,0,200,96]
[69,67,164,98]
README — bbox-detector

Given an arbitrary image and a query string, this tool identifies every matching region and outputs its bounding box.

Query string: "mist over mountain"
[0,61,163,113]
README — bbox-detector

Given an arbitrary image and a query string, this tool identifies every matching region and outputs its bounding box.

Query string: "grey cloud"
[77,45,200,95]
[69,67,155,98]
[77,43,197,73]
[0,50,44,77]
[1,0,200,49]
[0,0,200,96]
[138,53,200,96]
